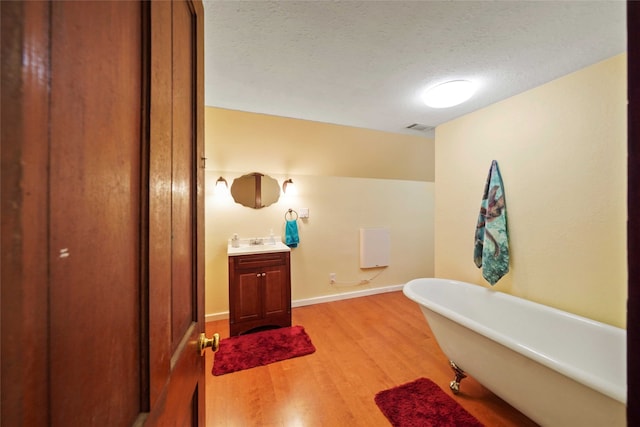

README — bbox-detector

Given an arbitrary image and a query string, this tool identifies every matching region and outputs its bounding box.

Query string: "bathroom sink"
[227,238,291,256]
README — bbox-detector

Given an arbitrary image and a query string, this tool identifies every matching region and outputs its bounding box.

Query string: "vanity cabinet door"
[264,266,289,317]
[234,271,262,322]
[229,252,291,336]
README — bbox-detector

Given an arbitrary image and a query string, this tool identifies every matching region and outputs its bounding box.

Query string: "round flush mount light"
[422,80,476,108]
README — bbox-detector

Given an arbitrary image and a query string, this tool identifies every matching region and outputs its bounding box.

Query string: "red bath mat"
[212,325,316,376]
[375,377,484,427]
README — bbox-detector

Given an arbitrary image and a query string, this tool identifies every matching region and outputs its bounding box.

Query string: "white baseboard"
[204,283,405,322]
[205,311,230,322]
[291,283,405,308]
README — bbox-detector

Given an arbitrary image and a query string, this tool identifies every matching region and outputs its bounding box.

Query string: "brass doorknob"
[198,332,220,355]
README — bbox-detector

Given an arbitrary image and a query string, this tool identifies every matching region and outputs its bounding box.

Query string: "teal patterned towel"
[474,160,509,285]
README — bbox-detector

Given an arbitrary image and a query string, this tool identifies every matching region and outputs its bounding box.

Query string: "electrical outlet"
[329,273,336,283]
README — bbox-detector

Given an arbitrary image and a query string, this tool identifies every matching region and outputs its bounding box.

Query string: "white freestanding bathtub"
[403,278,626,427]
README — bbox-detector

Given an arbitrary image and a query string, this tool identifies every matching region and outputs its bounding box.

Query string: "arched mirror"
[230,172,280,209]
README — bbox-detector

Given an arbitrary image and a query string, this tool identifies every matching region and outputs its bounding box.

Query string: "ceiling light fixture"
[422,80,476,109]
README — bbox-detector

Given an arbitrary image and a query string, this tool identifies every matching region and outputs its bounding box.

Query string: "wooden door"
[145,1,207,424]
[0,1,207,425]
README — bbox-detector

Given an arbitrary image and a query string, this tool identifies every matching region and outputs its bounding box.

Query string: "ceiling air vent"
[406,123,435,132]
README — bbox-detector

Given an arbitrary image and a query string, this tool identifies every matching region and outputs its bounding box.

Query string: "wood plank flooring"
[205,291,538,426]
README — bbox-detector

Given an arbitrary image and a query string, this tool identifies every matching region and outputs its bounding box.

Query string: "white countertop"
[227,238,291,256]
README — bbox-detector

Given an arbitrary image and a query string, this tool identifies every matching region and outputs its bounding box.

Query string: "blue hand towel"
[285,219,299,248]
[474,160,509,285]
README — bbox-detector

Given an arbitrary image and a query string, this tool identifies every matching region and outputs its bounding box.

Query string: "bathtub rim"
[403,277,627,405]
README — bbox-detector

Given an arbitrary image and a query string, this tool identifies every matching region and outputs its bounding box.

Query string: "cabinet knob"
[256,273,261,277]
[262,272,266,277]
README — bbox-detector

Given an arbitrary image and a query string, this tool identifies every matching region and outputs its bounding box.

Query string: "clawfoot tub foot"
[449,361,467,394]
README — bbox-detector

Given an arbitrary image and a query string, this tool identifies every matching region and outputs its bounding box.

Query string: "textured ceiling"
[203,1,625,137]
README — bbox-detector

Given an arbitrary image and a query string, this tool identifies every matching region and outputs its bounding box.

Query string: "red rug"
[375,378,484,427]
[212,325,316,376]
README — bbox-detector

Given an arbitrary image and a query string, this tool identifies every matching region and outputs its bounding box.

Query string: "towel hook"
[285,209,298,220]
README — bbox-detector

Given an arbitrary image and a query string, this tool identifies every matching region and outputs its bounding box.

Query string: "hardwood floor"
[205,291,538,426]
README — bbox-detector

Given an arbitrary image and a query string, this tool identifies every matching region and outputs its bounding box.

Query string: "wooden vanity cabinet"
[228,251,291,336]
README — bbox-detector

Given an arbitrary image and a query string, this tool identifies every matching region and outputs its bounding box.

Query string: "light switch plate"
[299,208,309,218]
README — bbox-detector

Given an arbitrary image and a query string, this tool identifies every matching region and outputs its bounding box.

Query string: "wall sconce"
[282,178,297,195]
[215,176,229,195]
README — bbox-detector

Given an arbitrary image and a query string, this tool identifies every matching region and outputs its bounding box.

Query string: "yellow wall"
[205,108,435,317]
[207,108,434,181]
[435,54,627,327]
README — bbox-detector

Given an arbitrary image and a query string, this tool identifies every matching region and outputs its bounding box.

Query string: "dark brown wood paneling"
[1,2,51,425]
[48,1,142,424]
[171,0,196,352]
[148,0,174,410]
